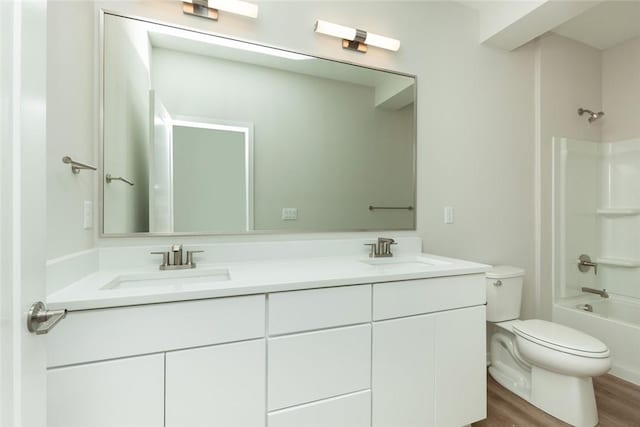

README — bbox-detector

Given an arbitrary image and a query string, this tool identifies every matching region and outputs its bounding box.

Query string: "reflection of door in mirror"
[169,120,253,233]
[149,90,173,233]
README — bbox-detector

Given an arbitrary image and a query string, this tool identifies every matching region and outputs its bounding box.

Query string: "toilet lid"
[513,319,610,358]
[486,265,525,279]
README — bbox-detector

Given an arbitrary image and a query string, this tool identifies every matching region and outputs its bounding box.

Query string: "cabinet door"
[372,314,436,427]
[434,305,486,426]
[166,339,266,427]
[47,354,164,427]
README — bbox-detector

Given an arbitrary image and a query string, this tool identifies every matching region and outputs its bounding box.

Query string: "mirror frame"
[99,9,418,237]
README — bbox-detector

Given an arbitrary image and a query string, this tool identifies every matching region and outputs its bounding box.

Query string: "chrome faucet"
[151,245,204,270]
[365,237,397,258]
[581,287,609,299]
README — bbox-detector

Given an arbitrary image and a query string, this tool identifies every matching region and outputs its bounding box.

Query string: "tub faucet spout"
[581,287,609,298]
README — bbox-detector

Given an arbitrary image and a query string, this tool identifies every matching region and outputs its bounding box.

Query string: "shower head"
[578,108,605,123]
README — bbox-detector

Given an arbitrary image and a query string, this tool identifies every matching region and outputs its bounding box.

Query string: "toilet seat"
[513,319,610,358]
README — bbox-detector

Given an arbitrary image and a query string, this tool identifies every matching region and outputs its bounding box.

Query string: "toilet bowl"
[486,266,611,427]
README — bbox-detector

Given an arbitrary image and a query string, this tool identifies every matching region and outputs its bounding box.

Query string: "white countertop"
[47,253,489,311]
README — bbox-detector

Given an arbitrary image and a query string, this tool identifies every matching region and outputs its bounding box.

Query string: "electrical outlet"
[83,200,93,229]
[444,206,454,224]
[281,207,298,220]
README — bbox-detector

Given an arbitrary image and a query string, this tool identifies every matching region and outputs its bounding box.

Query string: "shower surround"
[553,137,640,385]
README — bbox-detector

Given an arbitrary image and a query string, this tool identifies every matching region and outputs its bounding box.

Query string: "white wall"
[415,15,537,318]
[47,0,543,316]
[536,33,602,319]
[47,1,96,259]
[602,36,640,143]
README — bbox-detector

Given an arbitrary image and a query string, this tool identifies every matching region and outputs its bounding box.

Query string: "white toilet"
[486,266,611,427]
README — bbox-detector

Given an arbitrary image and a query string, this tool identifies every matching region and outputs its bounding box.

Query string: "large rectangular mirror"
[102,12,416,235]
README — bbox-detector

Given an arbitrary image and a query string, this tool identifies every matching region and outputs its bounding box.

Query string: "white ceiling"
[552,1,640,50]
[457,0,640,51]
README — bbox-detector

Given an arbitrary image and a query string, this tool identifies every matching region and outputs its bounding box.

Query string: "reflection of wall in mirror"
[103,15,151,233]
[151,48,414,232]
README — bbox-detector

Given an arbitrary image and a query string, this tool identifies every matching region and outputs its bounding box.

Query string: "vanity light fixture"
[314,19,400,53]
[182,0,258,21]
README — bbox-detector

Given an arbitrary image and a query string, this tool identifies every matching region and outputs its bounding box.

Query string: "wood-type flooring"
[472,373,640,427]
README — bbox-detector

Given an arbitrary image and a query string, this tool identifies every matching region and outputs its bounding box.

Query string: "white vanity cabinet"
[47,272,487,427]
[267,285,373,425]
[46,295,266,427]
[372,275,487,427]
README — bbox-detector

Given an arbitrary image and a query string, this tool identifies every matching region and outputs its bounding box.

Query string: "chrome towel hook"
[106,173,134,186]
[62,156,96,174]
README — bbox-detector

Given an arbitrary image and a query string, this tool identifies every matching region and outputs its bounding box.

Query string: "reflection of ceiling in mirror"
[145,25,414,93]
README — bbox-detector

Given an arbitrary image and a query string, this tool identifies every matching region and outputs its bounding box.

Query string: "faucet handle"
[150,251,170,268]
[171,244,183,252]
[364,243,377,258]
[186,250,204,266]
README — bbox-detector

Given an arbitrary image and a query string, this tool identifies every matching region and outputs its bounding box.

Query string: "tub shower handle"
[578,254,598,275]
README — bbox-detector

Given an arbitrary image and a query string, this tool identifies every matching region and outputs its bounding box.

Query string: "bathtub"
[554,297,640,385]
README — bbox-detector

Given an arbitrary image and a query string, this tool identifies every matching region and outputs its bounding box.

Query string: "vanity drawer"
[268,390,371,427]
[373,274,485,320]
[48,295,265,367]
[268,324,371,411]
[268,285,371,335]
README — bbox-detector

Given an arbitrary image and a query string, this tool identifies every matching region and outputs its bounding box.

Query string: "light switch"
[281,207,298,220]
[444,206,454,224]
[83,200,93,229]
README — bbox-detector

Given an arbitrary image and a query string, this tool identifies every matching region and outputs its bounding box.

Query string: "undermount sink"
[360,255,452,268]
[102,267,231,290]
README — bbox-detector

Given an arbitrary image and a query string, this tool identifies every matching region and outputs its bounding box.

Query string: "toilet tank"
[486,265,525,322]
